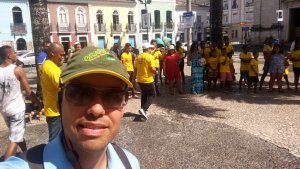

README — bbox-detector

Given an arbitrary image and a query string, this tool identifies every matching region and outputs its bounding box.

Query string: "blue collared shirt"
[37,50,47,65]
[0,135,140,169]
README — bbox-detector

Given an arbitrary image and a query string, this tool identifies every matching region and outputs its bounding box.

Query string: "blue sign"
[183,12,193,17]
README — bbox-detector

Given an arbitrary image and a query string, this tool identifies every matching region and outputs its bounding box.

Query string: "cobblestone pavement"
[0,53,300,168]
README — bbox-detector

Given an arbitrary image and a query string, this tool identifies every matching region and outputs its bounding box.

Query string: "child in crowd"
[247,51,259,94]
[268,44,285,92]
[26,103,43,124]
[283,56,290,90]
[228,53,236,81]
[239,45,252,90]
[207,50,219,90]
[219,48,233,91]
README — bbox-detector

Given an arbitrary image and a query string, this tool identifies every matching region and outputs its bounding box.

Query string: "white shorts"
[3,111,25,142]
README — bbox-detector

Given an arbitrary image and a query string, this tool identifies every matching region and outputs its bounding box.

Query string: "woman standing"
[290,40,300,90]
[187,42,204,94]
[268,44,285,92]
[164,44,182,95]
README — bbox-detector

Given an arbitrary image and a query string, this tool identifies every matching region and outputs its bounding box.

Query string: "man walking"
[135,43,157,120]
[0,46,42,160]
[40,43,64,142]
[0,47,140,168]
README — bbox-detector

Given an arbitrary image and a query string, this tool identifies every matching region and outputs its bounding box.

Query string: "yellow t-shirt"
[249,58,259,77]
[215,48,222,57]
[135,52,155,83]
[121,52,134,72]
[203,47,211,60]
[219,55,230,73]
[153,50,162,68]
[291,50,300,68]
[239,52,252,71]
[208,57,219,72]
[225,44,234,54]
[263,45,273,62]
[40,60,61,117]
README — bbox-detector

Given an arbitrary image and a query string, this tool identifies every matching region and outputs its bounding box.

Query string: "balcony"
[164,22,174,32]
[95,23,106,34]
[111,23,122,33]
[152,22,163,32]
[10,23,27,36]
[57,23,71,33]
[126,23,137,33]
[177,22,185,31]
[76,24,88,33]
[139,22,150,32]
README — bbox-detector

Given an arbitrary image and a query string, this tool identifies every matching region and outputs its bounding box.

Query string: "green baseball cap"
[61,47,132,88]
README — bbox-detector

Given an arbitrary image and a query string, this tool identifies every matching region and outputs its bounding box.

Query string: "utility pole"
[187,0,191,51]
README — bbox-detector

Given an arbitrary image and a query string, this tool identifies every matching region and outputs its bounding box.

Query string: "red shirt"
[164,53,180,73]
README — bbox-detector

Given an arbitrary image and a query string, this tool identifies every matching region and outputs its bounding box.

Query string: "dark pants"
[138,82,156,111]
[128,71,136,96]
[46,116,62,142]
[154,68,160,95]
[179,60,185,83]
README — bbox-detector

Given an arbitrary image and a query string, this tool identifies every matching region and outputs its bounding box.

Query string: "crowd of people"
[0,35,299,168]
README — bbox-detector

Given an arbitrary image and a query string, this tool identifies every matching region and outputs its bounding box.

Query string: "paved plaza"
[0,53,300,168]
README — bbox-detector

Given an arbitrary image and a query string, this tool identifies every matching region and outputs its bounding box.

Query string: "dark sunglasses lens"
[65,84,95,105]
[65,84,127,108]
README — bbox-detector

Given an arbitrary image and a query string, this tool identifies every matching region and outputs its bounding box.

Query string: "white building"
[222,0,254,44]
[175,1,210,43]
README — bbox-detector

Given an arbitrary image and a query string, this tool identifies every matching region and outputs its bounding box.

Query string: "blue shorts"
[240,71,249,79]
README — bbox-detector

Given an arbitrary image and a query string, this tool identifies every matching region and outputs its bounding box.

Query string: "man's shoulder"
[108,143,140,169]
[0,156,30,169]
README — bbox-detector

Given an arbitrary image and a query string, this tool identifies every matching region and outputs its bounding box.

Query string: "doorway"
[98,36,105,48]
[289,7,300,41]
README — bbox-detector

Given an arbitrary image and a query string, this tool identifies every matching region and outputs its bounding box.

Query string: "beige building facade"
[88,0,137,50]
[251,0,300,45]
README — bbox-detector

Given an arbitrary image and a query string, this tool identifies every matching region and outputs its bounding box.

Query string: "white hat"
[169,44,175,50]
[142,43,154,50]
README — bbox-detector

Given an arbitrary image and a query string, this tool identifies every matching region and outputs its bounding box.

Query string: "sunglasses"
[63,83,128,110]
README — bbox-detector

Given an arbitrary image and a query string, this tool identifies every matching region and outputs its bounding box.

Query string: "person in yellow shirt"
[283,56,291,90]
[219,48,233,91]
[40,43,64,142]
[200,41,211,82]
[121,43,138,98]
[290,40,300,90]
[239,44,252,90]
[247,51,259,94]
[224,39,234,56]
[151,39,163,96]
[259,38,273,90]
[176,41,187,84]
[134,43,157,120]
[207,50,219,90]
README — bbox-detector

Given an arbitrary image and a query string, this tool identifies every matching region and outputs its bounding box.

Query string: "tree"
[28,0,50,96]
[210,0,223,43]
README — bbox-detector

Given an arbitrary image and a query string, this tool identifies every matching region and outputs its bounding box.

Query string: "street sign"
[142,13,151,29]
[276,10,283,22]
[182,12,194,28]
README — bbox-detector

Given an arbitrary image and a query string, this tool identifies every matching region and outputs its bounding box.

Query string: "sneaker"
[138,109,148,120]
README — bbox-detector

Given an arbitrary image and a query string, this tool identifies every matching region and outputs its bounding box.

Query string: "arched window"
[76,7,86,25]
[16,38,27,50]
[113,11,119,25]
[96,10,103,24]
[128,11,134,24]
[12,7,23,24]
[57,6,69,25]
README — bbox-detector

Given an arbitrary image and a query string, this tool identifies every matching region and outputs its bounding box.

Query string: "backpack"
[17,143,132,169]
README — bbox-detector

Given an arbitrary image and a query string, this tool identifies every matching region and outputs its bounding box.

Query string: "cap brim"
[61,69,133,88]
